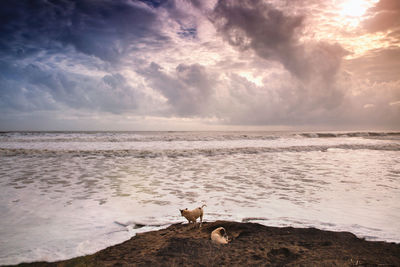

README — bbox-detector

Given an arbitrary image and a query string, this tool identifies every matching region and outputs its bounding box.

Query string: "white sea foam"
[0,131,399,265]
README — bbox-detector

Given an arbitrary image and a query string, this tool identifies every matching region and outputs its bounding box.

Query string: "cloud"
[344,47,400,82]
[0,60,144,114]
[208,0,348,120]
[139,0,168,8]
[363,104,375,108]
[210,0,303,76]
[363,0,400,33]
[390,100,400,106]
[138,62,217,116]
[210,0,348,82]
[370,0,400,12]
[0,0,167,118]
[0,0,167,62]
[0,0,399,130]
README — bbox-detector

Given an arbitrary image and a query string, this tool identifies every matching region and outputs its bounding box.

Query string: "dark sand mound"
[11,221,400,266]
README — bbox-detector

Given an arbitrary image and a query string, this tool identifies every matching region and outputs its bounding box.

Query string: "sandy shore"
[9,221,400,266]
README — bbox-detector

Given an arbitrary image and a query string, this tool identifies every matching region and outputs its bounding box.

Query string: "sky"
[0,0,399,131]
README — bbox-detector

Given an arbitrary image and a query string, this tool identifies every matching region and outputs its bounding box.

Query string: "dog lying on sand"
[180,204,206,227]
[211,227,230,244]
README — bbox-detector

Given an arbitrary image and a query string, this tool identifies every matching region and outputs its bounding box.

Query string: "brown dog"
[179,204,206,227]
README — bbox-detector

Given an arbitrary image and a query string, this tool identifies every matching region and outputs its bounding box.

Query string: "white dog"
[179,204,206,227]
[211,227,230,244]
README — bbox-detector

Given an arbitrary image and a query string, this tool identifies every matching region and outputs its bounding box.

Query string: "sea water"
[0,131,399,265]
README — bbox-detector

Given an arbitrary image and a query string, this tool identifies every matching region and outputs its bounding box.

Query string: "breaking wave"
[1,131,399,143]
[1,143,399,158]
[298,132,400,138]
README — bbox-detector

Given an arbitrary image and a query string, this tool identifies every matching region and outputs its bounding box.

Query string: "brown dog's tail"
[201,204,207,209]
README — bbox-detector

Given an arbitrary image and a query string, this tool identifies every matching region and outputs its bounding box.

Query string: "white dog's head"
[211,227,230,244]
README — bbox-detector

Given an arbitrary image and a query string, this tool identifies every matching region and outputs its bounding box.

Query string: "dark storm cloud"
[209,0,348,119]
[138,0,168,8]
[0,0,165,116]
[138,62,216,116]
[210,0,348,82]
[211,0,303,76]
[0,0,166,62]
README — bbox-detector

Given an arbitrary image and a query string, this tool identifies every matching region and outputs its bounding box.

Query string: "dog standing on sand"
[211,227,230,244]
[179,204,206,227]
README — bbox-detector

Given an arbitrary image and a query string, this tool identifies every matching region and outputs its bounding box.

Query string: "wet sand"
[10,221,400,266]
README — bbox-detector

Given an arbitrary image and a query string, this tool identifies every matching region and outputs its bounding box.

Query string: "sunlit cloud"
[339,0,376,17]
[363,103,375,108]
[389,100,400,106]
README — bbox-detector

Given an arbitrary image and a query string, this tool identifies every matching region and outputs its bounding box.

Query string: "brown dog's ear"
[185,208,188,210]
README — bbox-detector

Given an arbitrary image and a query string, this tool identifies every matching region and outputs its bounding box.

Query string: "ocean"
[0,131,399,265]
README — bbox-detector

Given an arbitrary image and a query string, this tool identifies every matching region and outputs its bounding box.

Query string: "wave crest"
[1,143,399,158]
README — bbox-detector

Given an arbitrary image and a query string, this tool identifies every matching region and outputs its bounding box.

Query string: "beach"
[10,221,400,266]
[0,131,399,265]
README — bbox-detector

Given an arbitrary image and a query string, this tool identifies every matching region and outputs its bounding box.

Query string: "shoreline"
[8,221,400,266]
